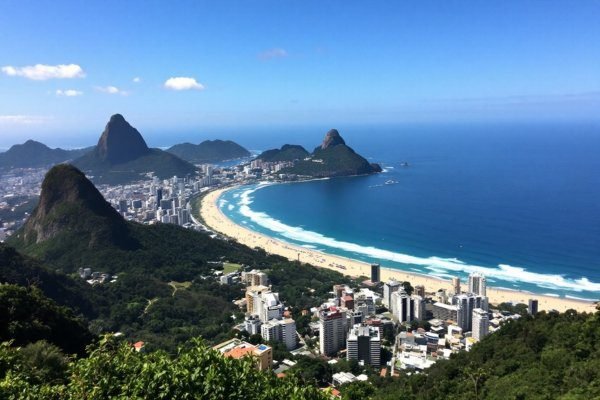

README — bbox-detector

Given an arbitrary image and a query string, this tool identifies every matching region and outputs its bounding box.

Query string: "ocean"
[217,123,600,301]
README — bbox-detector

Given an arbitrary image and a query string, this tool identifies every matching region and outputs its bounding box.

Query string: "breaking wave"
[226,184,600,299]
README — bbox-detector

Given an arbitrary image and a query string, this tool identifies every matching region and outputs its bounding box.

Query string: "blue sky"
[1,1,600,147]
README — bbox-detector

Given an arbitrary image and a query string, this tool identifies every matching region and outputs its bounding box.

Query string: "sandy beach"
[201,187,597,314]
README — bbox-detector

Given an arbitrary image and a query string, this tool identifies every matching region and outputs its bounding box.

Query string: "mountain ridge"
[0,140,93,169]
[167,139,250,164]
[256,144,310,162]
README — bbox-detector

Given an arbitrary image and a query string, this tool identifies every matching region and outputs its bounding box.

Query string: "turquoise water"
[217,124,600,301]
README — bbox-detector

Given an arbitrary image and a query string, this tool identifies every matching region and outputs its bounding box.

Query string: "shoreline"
[201,186,597,314]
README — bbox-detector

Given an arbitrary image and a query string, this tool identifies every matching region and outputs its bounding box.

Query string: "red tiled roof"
[224,346,255,359]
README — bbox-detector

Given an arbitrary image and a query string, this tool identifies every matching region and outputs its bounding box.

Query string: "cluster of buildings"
[308,268,539,378]
[316,284,386,368]
[206,262,542,395]
[100,159,305,227]
[218,267,299,353]
[0,167,47,241]
[99,169,216,227]
[0,154,310,242]
[211,267,301,374]
[78,267,118,285]
[245,158,296,178]
[243,282,298,351]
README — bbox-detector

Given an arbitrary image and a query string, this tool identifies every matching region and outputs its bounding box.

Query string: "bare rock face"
[321,129,346,150]
[95,114,149,164]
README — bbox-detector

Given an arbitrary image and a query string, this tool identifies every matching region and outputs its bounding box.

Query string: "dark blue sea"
[215,123,600,301]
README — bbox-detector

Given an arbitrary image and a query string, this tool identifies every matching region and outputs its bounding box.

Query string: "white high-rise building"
[244,315,262,335]
[279,318,297,350]
[259,292,284,322]
[245,285,270,315]
[261,320,281,342]
[472,308,489,341]
[412,295,426,321]
[392,289,414,323]
[453,293,488,331]
[319,307,347,356]
[383,280,401,308]
[468,273,487,296]
[259,318,297,350]
[346,324,381,367]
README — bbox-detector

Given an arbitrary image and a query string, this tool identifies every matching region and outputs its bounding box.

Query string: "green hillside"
[257,144,310,162]
[263,129,381,177]
[167,139,251,163]
[0,140,92,169]
[73,148,197,184]
[370,309,600,400]
[284,143,381,177]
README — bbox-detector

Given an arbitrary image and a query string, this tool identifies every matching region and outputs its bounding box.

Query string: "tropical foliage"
[369,309,600,400]
[0,335,329,400]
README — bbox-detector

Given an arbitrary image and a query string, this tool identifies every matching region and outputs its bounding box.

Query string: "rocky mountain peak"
[321,129,346,150]
[95,114,149,164]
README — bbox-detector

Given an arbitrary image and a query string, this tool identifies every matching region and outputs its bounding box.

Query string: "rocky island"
[257,129,381,178]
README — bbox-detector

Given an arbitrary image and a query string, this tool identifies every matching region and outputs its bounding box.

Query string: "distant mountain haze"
[0,140,93,169]
[167,139,250,164]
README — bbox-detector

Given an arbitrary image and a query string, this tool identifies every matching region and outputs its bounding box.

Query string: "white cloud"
[56,89,83,97]
[0,115,51,125]
[95,86,129,96]
[133,77,141,83]
[164,77,205,91]
[1,64,85,80]
[258,48,288,60]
